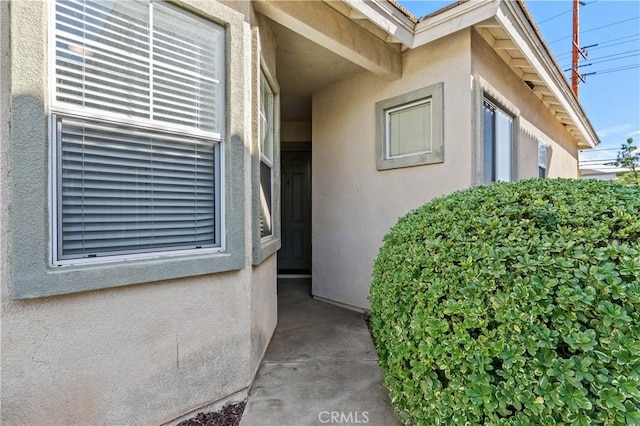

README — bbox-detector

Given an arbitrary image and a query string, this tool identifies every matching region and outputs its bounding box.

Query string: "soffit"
[269,19,364,122]
[474,13,596,148]
[323,0,415,46]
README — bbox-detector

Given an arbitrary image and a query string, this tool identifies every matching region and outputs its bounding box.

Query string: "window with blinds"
[51,0,224,261]
[386,99,432,159]
[375,83,444,171]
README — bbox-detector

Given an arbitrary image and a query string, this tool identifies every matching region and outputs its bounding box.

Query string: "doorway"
[278,148,311,274]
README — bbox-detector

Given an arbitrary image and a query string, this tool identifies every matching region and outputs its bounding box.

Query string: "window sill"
[252,235,281,266]
[12,249,244,300]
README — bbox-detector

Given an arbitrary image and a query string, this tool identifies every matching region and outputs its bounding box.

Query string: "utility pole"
[571,0,587,97]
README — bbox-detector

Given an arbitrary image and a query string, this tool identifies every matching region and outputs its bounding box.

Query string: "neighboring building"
[0,0,598,424]
[580,167,622,181]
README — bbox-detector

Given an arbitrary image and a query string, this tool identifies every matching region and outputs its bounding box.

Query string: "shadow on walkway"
[241,278,400,426]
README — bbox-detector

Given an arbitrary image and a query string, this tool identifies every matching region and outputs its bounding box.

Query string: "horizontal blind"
[54,0,151,118]
[59,116,216,258]
[388,100,431,157]
[152,3,223,133]
[54,0,224,134]
[259,161,273,238]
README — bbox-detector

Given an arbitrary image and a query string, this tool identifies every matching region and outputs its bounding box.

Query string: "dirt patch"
[363,312,374,339]
[177,400,246,426]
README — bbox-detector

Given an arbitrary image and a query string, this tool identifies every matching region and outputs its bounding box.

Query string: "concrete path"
[241,278,401,426]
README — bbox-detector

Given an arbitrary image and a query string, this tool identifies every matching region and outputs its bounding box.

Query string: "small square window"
[376,83,444,170]
[386,99,432,158]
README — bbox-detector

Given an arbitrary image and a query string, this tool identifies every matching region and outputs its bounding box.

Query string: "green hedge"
[370,179,640,425]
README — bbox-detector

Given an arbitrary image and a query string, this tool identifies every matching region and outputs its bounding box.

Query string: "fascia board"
[497,1,599,148]
[412,0,500,48]
[344,0,415,46]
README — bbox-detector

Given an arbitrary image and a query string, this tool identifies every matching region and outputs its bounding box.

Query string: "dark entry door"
[278,150,311,273]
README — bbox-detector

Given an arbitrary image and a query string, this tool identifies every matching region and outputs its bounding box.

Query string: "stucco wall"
[0,1,277,424]
[282,121,312,142]
[250,257,278,375]
[470,29,579,179]
[2,274,254,425]
[312,31,474,310]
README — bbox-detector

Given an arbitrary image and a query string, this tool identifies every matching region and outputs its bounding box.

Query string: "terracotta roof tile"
[386,0,418,21]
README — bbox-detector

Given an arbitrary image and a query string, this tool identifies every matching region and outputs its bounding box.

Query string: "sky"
[397,0,640,171]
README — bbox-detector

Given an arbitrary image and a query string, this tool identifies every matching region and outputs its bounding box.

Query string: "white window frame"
[482,97,516,184]
[474,76,521,186]
[375,83,444,171]
[251,33,281,266]
[384,98,433,160]
[48,0,225,266]
[538,140,548,178]
[259,70,275,240]
[49,116,225,267]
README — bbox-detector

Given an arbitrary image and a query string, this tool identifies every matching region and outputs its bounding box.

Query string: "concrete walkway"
[241,278,401,426]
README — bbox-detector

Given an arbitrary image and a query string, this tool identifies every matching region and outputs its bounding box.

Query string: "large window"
[259,71,274,238]
[376,83,444,170]
[51,0,224,262]
[482,99,513,183]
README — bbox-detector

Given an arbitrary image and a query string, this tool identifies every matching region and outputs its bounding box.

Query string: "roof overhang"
[478,0,599,148]
[331,0,599,149]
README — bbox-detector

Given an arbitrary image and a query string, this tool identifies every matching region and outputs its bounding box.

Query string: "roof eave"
[341,0,416,46]
[339,0,599,148]
[412,0,500,47]
[495,0,599,148]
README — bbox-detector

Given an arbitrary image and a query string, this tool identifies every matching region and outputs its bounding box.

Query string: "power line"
[593,64,640,75]
[587,53,637,66]
[537,8,572,25]
[554,34,640,60]
[548,16,640,45]
[579,148,622,152]
[561,49,640,70]
[570,64,640,78]
[586,48,640,60]
[537,0,599,25]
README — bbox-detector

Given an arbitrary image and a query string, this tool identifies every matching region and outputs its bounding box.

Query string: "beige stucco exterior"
[311,27,583,310]
[312,31,474,309]
[1,0,598,423]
